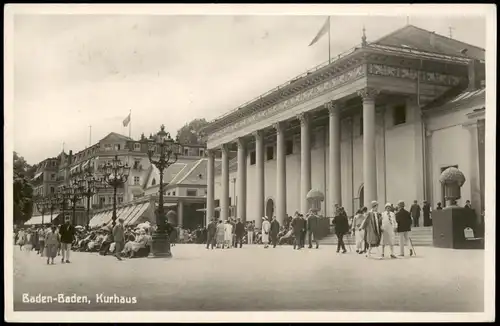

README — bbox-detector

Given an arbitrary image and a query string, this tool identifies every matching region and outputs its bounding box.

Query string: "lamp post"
[47,195,58,224]
[34,196,48,226]
[147,124,182,258]
[79,164,104,227]
[57,186,71,224]
[101,155,130,227]
[69,180,84,225]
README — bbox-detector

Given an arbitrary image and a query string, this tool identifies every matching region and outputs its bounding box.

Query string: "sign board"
[464,227,475,239]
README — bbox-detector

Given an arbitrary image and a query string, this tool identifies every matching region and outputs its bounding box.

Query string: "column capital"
[273,121,287,134]
[357,87,380,102]
[297,112,310,126]
[206,148,216,157]
[325,101,342,115]
[237,137,247,149]
[252,130,264,139]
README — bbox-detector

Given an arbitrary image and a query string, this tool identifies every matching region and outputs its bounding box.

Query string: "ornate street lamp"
[34,196,48,226]
[101,155,130,227]
[69,179,84,225]
[57,186,72,224]
[148,124,182,258]
[78,165,105,227]
[47,195,58,224]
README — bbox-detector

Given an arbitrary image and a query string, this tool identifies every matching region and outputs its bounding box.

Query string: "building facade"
[203,25,486,228]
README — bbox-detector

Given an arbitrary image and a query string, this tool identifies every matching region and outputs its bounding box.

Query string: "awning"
[81,160,90,169]
[70,164,81,173]
[154,203,177,208]
[127,203,151,226]
[24,214,52,225]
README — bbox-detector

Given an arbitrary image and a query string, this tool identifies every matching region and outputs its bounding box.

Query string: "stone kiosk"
[432,167,484,249]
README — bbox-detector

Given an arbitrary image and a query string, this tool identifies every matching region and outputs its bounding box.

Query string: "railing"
[207,43,363,124]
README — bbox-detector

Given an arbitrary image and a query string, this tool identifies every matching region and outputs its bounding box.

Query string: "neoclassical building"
[202,24,486,228]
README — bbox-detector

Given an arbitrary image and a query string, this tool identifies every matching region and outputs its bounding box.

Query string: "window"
[104,144,112,151]
[266,146,274,161]
[118,197,123,204]
[285,140,293,155]
[184,148,189,156]
[50,187,55,194]
[199,149,204,157]
[167,192,170,196]
[360,117,363,136]
[114,144,121,151]
[187,189,197,196]
[393,104,407,126]
[250,151,256,165]
[99,197,106,207]
[51,173,56,180]
[134,143,141,151]
[151,178,156,186]
[172,191,176,196]
[134,176,140,185]
[108,197,112,203]
[133,159,141,169]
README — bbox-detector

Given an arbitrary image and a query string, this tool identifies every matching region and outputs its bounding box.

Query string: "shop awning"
[24,214,56,226]
[127,203,151,226]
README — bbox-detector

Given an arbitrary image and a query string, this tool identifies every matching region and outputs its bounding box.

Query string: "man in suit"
[270,216,280,248]
[234,218,246,248]
[307,209,320,249]
[422,200,432,227]
[300,214,307,248]
[112,218,125,261]
[395,200,413,257]
[291,212,304,250]
[59,219,75,263]
[410,200,421,227]
[206,218,217,250]
[333,207,349,253]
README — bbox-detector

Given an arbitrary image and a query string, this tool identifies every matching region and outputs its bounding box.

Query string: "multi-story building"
[202,24,486,232]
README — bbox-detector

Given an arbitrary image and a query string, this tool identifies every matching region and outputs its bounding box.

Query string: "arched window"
[151,178,156,186]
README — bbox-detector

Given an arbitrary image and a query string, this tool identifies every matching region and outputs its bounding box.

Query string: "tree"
[176,118,209,145]
[13,151,35,225]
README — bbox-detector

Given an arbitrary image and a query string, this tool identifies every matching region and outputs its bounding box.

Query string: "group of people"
[350,200,414,259]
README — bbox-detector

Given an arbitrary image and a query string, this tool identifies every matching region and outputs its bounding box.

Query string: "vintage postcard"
[4,3,496,323]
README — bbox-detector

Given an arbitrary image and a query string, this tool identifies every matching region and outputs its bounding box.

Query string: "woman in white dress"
[261,217,271,248]
[224,221,233,249]
[380,203,398,259]
[352,207,368,254]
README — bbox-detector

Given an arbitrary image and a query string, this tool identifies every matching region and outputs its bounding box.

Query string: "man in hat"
[291,212,305,250]
[410,200,421,227]
[113,218,125,261]
[270,216,280,248]
[206,218,217,250]
[59,219,75,263]
[234,218,246,248]
[422,200,432,226]
[395,200,413,257]
[307,209,320,249]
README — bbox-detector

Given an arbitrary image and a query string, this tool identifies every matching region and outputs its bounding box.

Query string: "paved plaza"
[13,244,484,312]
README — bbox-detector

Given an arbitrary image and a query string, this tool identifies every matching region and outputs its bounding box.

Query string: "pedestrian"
[410,200,421,227]
[24,229,34,253]
[299,214,307,248]
[38,226,46,257]
[112,218,125,261]
[224,220,233,249]
[352,207,367,254]
[59,220,75,263]
[206,218,217,249]
[380,203,397,259]
[361,201,382,258]
[247,221,255,244]
[261,217,271,248]
[17,228,26,251]
[270,216,280,248]
[44,225,59,265]
[291,212,304,250]
[307,209,320,249]
[395,200,413,257]
[436,202,443,210]
[333,207,349,253]
[216,220,225,248]
[422,200,432,226]
[234,218,245,248]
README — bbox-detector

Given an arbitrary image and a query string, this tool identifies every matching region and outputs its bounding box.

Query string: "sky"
[11,10,487,164]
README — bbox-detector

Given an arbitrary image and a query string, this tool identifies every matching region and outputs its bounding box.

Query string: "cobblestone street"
[13,244,484,312]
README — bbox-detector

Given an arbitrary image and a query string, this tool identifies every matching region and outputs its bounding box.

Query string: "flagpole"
[328,16,331,64]
[129,109,132,138]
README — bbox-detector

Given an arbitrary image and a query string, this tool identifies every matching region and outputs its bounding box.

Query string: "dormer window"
[152,178,156,186]
[134,143,141,151]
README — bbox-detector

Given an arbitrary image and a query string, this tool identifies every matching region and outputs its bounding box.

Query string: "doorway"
[265,198,275,218]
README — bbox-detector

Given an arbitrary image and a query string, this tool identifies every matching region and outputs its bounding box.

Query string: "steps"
[319,227,434,247]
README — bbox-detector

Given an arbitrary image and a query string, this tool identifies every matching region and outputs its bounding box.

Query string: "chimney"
[429,32,436,49]
[468,59,483,91]
[69,150,73,164]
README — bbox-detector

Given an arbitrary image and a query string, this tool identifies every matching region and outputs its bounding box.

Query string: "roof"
[214,157,238,175]
[373,25,485,61]
[424,86,485,112]
[101,132,133,142]
[148,163,187,187]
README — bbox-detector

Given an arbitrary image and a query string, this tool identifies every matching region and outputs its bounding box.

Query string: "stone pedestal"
[432,207,483,249]
[149,231,172,258]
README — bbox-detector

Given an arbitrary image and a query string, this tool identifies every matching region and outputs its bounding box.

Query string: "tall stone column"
[274,121,287,224]
[298,113,312,214]
[221,144,230,221]
[177,200,184,227]
[237,138,247,222]
[358,87,380,205]
[253,130,265,228]
[326,101,342,210]
[206,149,215,224]
[463,121,482,221]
